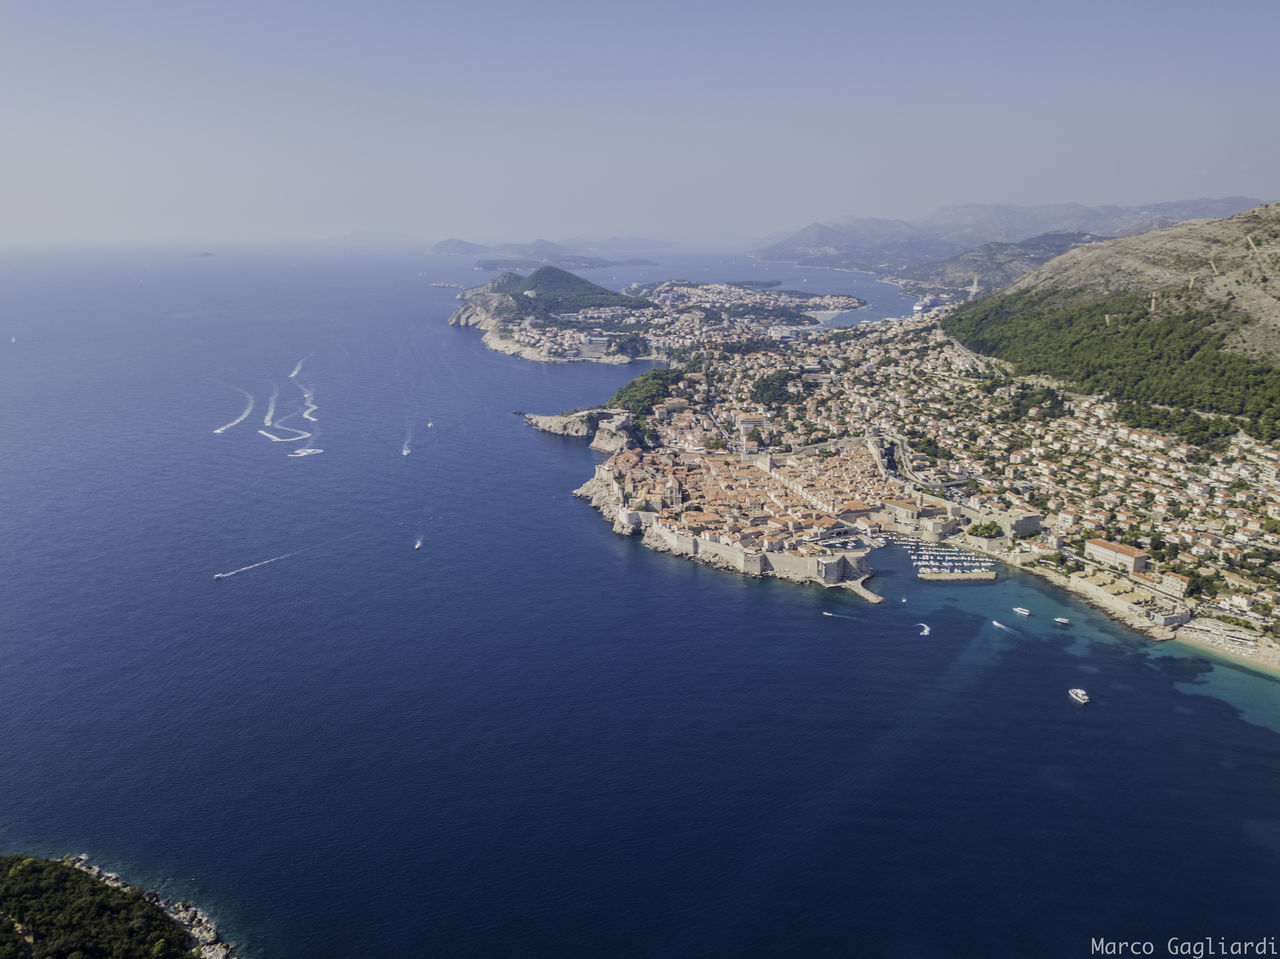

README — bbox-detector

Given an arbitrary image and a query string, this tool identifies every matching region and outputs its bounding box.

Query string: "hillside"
[942,202,1280,441]
[751,218,967,273]
[890,232,1111,297]
[508,266,651,314]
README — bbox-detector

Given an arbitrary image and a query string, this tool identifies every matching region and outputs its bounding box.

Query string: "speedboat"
[1054,617,1070,625]
[1013,607,1030,616]
[1069,688,1090,704]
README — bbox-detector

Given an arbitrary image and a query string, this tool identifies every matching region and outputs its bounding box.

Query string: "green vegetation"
[968,521,1003,538]
[508,267,652,324]
[943,290,1280,442]
[607,333,650,357]
[0,855,194,958]
[715,338,788,356]
[749,370,796,407]
[608,368,684,415]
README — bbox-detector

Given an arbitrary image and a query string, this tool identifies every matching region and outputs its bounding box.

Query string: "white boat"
[1054,617,1070,625]
[992,620,1005,629]
[1013,607,1030,616]
[1069,688,1090,704]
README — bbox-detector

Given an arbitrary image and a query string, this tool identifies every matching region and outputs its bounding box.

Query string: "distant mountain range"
[751,198,1265,289]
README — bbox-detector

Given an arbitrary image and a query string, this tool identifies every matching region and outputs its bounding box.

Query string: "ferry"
[1069,688,1090,704]
[1054,617,1070,625]
[1013,607,1030,616]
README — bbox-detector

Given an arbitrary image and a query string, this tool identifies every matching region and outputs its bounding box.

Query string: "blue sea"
[2,247,1279,958]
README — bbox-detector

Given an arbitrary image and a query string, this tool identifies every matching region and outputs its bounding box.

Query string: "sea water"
[1,247,1278,958]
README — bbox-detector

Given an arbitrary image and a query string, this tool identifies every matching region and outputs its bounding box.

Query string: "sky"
[4,0,1278,247]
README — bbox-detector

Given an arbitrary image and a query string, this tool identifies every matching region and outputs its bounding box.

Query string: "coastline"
[995,550,1280,681]
[68,856,239,958]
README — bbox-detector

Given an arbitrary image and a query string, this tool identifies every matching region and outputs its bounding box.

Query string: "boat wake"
[213,546,312,580]
[992,620,1015,632]
[216,359,324,456]
[263,383,279,426]
[212,386,255,433]
[915,623,931,636]
[822,611,855,620]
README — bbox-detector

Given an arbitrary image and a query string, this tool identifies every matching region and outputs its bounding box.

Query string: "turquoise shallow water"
[1,248,1278,958]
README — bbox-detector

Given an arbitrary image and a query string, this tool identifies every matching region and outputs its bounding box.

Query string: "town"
[461,274,1280,670]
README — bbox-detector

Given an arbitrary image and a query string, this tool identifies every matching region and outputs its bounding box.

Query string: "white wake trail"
[213,387,255,434]
[288,353,312,378]
[264,384,279,426]
[259,426,312,442]
[213,546,312,579]
[293,377,318,423]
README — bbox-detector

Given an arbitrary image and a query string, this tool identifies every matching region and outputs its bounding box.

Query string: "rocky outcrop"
[526,409,642,452]
[447,292,508,331]
[69,855,239,959]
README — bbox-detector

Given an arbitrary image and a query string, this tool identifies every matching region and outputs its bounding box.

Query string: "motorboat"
[1069,688,1090,704]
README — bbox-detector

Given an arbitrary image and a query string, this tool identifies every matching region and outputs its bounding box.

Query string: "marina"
[886,537,1000,581]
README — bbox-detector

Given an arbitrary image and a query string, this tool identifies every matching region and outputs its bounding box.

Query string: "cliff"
[525,409,641,452]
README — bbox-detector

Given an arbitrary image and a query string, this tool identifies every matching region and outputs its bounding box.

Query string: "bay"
[0,247,1277,958]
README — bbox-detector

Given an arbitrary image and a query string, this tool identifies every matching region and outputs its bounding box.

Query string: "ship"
[1013,607,1030,616]
[1069,688,1090,704]
[1054,617,1070,625]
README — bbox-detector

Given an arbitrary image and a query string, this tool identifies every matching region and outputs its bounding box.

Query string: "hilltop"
[942,201,1280,441]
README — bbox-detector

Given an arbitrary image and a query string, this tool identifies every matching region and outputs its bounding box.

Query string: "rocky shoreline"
[525,409,641,454]
[68,856,238,959]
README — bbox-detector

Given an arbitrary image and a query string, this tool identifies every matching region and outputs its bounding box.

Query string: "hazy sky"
[5,0,1278,247]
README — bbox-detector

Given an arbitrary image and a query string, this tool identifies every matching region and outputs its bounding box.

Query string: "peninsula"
[447,266,865,364]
